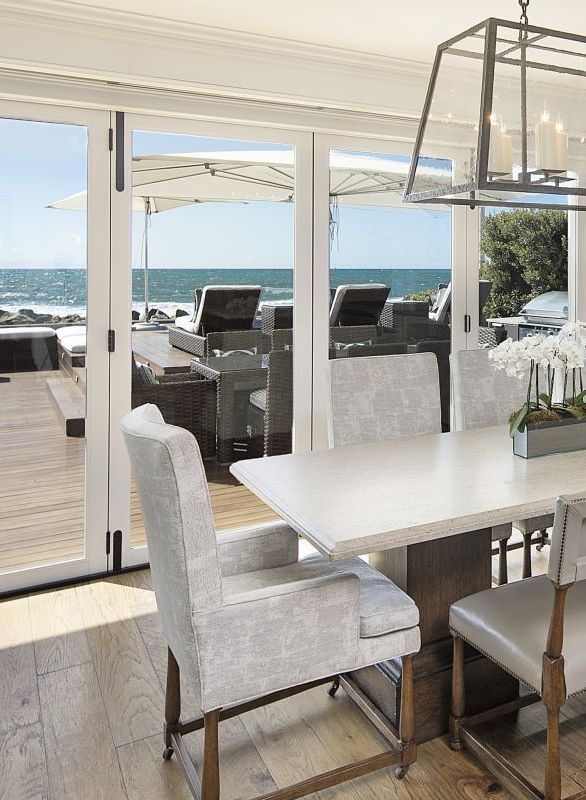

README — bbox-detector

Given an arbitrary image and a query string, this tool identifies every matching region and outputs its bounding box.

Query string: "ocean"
[0,267,451,317]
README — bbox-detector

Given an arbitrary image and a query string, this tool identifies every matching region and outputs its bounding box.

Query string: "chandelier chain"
[519,0,530,25]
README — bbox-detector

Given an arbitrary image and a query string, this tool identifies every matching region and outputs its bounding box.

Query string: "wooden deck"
[0,369,276,576]
[4,546,583,800]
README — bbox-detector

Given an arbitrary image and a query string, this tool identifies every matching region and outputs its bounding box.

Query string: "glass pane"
[408,25,487,199]
[0,117,88,575]
[480,205,568,346]
[329,148,452,431]
[129,131,295,550]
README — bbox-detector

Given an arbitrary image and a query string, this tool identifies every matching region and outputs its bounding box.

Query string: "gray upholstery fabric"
[120,404,222,713]
[451,348,527,431]
[547,493,586,586]
[451,348,554,537]
[120,404,421,714]
[223,553,419,638]
[249,388,267,412]
[450,575,586,697]
[218,522,299,578]
[327,352,441,447]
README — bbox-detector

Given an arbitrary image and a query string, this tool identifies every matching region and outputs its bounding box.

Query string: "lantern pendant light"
[404,0,586,210]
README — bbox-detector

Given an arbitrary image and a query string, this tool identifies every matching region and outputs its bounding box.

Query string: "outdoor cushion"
[249,388,267,412]
[450,575,586,697]
[0,326,56,339]
[58,334,86,354]
[175,315,196,333]
[55,325,86,340]
[222,553,419,638]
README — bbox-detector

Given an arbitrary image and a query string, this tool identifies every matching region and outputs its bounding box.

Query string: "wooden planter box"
[513,416,586,458]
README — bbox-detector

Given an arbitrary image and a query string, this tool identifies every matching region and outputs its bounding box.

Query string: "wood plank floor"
[0,370,276,574]
[3,544,584,800]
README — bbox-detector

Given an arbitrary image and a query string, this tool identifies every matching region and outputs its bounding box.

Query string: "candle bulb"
[499,122,513,176]
[535,107,557,172]
[556,116,568,172]
[488,114,503,174]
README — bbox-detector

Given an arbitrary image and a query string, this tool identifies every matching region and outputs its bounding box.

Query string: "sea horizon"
[0,266,450,317]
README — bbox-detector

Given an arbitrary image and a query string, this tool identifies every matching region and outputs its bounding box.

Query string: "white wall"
[0,0,432,134]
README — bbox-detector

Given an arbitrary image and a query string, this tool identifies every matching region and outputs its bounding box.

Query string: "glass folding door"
[0,101,110,593]
[109,117,312,567]
[312,135,453,447]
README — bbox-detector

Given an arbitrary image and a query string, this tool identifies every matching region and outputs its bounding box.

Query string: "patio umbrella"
[48,149,446,314]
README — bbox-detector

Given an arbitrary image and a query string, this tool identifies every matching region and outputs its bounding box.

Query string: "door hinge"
[108,329,116,352]
[108,128,114,151]
[106,530,111,555]
[464,314,471,333]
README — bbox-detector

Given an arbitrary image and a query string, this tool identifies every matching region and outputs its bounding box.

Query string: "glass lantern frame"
[404,17,586,210]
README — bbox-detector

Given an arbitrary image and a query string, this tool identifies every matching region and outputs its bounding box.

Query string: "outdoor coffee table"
[190,353,268,464]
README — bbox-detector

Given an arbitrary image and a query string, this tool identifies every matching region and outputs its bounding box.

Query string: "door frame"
[0,99,111,593]
[108,113,314,568]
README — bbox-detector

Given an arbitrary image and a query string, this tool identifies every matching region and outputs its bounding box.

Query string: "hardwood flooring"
[3,544,583,800]
[0,370,277,573]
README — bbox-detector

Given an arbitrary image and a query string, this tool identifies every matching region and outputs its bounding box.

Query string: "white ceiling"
[52,0,586,62]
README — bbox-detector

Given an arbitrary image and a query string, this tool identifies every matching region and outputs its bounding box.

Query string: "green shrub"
[480,209,567,318]
[402,288,435,303]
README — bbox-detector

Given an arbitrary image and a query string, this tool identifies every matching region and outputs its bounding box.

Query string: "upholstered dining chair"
[449,491,586,800]
[120,404,421,800]
[327,352,441,447]
[451,348,553,582]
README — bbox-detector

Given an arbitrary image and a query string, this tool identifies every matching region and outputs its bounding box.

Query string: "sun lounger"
[329,284,389,327]
[0,326,58,371]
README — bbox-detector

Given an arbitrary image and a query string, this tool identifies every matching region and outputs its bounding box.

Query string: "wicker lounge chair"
[131,356,217,459]
[329,284,389,327]
[170,285,262,355]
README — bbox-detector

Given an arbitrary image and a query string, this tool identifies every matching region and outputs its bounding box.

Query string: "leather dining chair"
[451,348,553,583]
[120,404,421,800]
[449,491,586,800]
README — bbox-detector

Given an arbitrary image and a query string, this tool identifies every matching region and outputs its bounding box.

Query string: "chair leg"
[164,648,181,760]
[498,535,510,585]
[544,706,562,800]
[450,634,466,751]
[202,709,221,800]
[395,654,416,779]
[536,529,548,551]
[328,676,340,697]
[522,533,533,579]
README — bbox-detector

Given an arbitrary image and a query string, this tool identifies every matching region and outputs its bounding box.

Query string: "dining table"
[231,424,586,742]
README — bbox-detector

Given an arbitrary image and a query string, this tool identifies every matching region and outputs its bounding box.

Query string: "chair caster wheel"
[394,765,409,780]
[328,680,340,697]
[163,747,174,761]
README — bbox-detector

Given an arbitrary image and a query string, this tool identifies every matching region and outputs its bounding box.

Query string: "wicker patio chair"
[261,303,294,334]
[169,327,266,357]
[248,349,293,457]
[131,357,217,460]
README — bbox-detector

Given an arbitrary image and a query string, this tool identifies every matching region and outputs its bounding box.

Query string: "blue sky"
[0,120,451,270]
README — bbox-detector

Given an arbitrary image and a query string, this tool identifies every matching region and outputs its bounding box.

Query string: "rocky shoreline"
[0,308,86,326]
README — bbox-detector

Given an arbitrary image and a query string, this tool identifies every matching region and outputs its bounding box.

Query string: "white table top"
[231,426,586,559]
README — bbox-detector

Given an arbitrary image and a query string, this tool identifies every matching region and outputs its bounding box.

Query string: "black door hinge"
[464,314,471,333]
[108,128,114,151]
[106,530,111,556]
[108,329,116,352]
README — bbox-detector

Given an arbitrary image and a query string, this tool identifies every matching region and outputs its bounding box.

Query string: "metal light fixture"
[404,1,586,210]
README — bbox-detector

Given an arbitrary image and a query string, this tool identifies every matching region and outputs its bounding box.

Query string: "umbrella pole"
[144,199,150,318]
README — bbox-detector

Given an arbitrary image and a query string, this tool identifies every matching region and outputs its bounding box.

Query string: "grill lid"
[520,291,568,320]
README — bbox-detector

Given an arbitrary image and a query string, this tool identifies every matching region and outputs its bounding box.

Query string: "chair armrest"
[194,572,360,710]
[218,521,299,577]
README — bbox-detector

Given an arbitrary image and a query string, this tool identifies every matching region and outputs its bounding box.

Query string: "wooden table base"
[351,528,519,743]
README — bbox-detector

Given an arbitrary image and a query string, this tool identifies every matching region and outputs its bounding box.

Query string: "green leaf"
[539,392,552,407]
[569,390,586,405]
[509,404,529,438]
